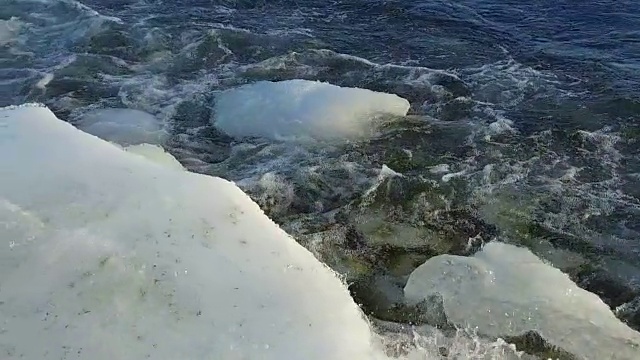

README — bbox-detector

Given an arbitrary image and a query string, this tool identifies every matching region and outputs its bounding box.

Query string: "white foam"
[35,73,54,90]
[75,108,166,146]
[404,242,640,359]
[0,104,385,360]
[212,80,410,141]
[0,17,23,46]
[380,164,403,177]
[441,169,466,182]
[429,163,450,174]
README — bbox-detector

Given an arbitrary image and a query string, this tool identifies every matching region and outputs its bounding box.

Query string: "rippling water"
[2,0,640,358]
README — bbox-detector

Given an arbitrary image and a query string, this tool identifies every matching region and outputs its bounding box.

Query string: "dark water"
[2,0,638,131]
[2,0,640,357]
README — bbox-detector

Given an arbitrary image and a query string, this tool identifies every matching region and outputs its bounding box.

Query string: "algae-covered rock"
[502,331,579,360]
[340,173,494,255]
[296,226,375,282]
[350,276,454,330]
[71,22,140,61]
[355,116,475,175]
[169,31,232,76]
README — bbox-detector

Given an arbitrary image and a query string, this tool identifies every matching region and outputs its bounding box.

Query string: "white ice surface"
[75,108,166,146]
[123,143,184,171]
[0,104,385,360]
[404,242,640,359]
[212,80,410,141]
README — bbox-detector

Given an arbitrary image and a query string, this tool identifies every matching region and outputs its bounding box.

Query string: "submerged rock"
[358,116,475,175]
[617,298,640,332]
[502,331,579,360]
[338,174,495,256]
[349,275,454,331]
[292,168,497,327]
[575,267,638,309]
[82,28,137,60]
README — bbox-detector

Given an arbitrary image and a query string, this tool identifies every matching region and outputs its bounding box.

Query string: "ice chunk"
[0,104,384,360]
[213,80,410,140]
[76,108,166,145]
[123,143,184,171]
[404,242,640,359]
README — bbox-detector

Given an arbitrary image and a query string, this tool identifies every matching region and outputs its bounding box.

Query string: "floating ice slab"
[0,104,384,360]
[404,242,640,359]
[213,79,410,140]
[76,108,166,145]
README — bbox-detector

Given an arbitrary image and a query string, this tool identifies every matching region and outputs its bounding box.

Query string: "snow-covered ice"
[75,108,166,146]
[0,104,384,360]
[123,143,184,171]
[404,242,640,359]
[212,79,411,141]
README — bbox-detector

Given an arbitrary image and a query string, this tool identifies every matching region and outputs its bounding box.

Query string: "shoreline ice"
[0,103,383,360]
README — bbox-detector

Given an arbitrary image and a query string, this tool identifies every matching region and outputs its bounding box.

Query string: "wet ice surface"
[76,108,167,145]
[405,242,640,359]
[0,104,382,360]
[213,79,410,141]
